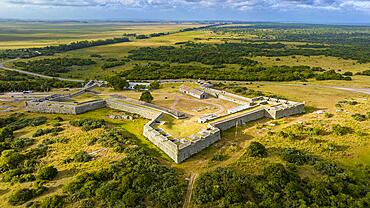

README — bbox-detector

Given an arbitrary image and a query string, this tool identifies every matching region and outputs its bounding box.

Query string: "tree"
[0,127,13,142]
[106,75,129,90]
[139,91,154,103]
[37,166,58,180]
[149,81,160,90]
[247,141,267,157]
[0,150,24,171]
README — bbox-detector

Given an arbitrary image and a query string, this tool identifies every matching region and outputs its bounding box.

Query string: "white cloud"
[6,0,370,11]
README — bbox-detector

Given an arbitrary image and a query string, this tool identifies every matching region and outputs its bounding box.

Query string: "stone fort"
[25,81,305,163]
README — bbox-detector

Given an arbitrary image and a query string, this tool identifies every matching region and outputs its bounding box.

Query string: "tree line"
[118,62,349,82]
[0,37,130,59]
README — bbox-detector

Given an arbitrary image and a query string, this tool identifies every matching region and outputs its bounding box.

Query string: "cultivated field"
[0,22,206,49]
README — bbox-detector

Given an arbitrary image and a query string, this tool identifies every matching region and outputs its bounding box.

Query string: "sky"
[0,0,369,24]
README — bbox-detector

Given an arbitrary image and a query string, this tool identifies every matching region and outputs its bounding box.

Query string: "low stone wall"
[211,108,266,131]
[25,99,106,115]
[106,98,161,120]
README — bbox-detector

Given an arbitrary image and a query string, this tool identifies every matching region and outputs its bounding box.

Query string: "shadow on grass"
[304,105,325,114]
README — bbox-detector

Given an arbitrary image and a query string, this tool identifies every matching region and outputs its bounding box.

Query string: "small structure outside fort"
[25,81,305,163]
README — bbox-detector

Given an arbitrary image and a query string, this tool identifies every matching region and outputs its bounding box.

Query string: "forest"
[129,41,370,64]
[118,62,349,82]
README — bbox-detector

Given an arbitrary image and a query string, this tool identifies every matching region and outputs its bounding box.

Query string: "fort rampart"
[25,99,106,115]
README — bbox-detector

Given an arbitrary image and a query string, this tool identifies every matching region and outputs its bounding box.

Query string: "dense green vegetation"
[63,148,185,208]
[358,70,370,76]
[8,182,47,206]
[106,75,129,90]
[246,142,267,157]
[316,70,351,81]
[69,118,106,131]
[129,43,259,66]
[1,113,186,207]
[193,162,369,207]
[64,151,93,163]
[32,127,64,137]
[211,23,370,63]
[36,166,58,180]
[140,91,154,103]
[101,60,127,70]
[119,62,321,81]
[0,70,83,92]
[13,57,96,77]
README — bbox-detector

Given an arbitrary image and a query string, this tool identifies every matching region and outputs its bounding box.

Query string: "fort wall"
[143,113,180,162]
[211,108,266,131]
[265,103,305,119]
[177,126,221,163]
[105,98,161,120]
[24,83,305,164]
[202,88,252,105]
[25,99,106,115]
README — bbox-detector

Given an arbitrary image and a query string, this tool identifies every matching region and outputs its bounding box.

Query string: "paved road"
[0,59,85,83]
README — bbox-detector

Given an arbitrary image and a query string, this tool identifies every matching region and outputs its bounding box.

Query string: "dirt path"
[183,173,198,208]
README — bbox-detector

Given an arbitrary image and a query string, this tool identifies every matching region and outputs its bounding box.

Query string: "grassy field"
[252,55,370,73]
[0,22,206,49]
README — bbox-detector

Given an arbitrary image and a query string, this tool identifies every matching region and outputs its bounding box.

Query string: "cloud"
[6,0,370,11]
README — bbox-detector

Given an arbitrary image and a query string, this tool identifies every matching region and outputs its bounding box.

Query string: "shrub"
[10,137,34,150]
[139,91,154,103]
[332,124,352,136]
[314,161,344,176]
[9,182,47,205]
[351,114,367,121]
[0,150,25,171]
[0,127,13,142]
[247,142,267,157]
[29,117,47,126]
[39,195,65,208]
[70,119,105,131]
[211,154,228,161]
[8,188,35,205]
[281,148,314,165]
[324,112,334,118]
[36,166,58,180]
[149,81,160,90]
[98,129,135,152]
[66,151,93,163]
[32,127,63,137]
[343,71,353,76]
